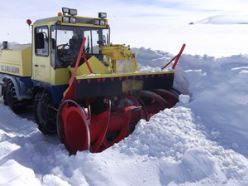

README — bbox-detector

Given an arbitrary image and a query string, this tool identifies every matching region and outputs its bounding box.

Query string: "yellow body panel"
[101,45,133,60]
[50,68,70,85]
[101,45,138,73]
[32,55,70,85]
[71,56,111,75]
[0,45,32,76]
[32,55,51,83]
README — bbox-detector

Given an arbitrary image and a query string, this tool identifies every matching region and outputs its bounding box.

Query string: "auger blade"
[154,89,179,108]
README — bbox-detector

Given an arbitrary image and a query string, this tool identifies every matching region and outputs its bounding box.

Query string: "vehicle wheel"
[3,79,21,112]
[2,80,8,105]
[34,90,57,134]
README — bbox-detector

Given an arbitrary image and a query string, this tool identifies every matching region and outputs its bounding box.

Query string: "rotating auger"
[56,37,185,154]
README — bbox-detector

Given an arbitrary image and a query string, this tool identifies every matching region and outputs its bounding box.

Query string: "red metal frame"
[63,37,93,100]
[161,43,186,70]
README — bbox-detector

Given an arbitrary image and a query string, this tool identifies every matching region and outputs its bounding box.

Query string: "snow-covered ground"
[0,47,248,185]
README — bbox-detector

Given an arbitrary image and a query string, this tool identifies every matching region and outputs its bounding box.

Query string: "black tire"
[3,79,22,112]
[34,90,57,134]
[2,80,8,105]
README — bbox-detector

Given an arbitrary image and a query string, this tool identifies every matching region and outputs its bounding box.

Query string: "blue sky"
[1,0,248,56]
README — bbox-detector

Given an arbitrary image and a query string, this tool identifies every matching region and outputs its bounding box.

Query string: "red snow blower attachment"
[57,37,186,154]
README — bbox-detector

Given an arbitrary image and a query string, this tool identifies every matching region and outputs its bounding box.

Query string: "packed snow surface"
[0,47,248,185]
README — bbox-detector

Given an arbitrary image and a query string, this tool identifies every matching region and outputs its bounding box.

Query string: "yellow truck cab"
[31,11,112,86]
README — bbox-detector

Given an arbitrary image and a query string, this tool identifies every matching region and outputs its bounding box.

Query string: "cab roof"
[33,16,109,29]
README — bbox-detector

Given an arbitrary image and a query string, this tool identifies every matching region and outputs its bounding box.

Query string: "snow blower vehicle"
[0,8,185,154]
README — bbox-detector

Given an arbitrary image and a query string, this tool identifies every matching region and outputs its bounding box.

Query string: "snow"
[1,8,248,186]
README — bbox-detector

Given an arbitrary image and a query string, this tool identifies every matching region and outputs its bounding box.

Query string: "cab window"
[50,25,110,68]
[35,26,49,56]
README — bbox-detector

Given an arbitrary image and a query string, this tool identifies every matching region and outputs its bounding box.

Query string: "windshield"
[51,25,110,68]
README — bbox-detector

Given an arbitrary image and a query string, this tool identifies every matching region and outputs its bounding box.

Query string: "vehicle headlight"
[100,20,105,26]
[94,19,105,25]
[94,19,100,25]
[62,7,70,14]
[98,12,107,19]
[70,17,76,23]
[69,9,77,16]
[62,16,70,23]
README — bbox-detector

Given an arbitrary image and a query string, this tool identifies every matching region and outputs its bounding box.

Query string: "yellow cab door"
[32,26,51,84]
